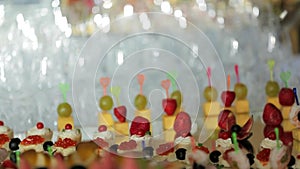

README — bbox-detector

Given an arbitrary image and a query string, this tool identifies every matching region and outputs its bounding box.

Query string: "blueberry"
[143,146,154,157]
[109,144,119,154]
[9,152,16,163]
[231,124,241,133]
[71,165,86,169]
[209,150,221,163]
[9,138,21,151]
[175,148,186,160]
[240,140,254,154]
[297,112,300,121]
[43,141,54,152]
[193,163,205,169]
[246,153,255,166]
[288,155,295,167]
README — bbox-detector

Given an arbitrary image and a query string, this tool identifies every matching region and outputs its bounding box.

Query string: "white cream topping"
[27,126,50,136]
[0,126,9,134]
[216,138,232,149]
[58,129,80,139]
[130,134,152,146]
[227,150,250,169]
[93,130,114,140]
[174,136,191,145]
[260,138,282,150]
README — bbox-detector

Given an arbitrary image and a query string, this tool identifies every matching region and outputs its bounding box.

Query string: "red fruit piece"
[263,103,283,126]
[223,148,234,161]
[218,110,236,131]
[156,142,174,155]
[256,148,271,162]
[219,130,230,139]
[173,112,191,137]
[129,116,150,136]
[279,88,295,106]
[221,91,236,107]
[2,160,17,169]
[113,105,127,123]
[162,98,177,116]
[36,122,44,129]
[263,125,284,140]
[237,116,254,140]
[65,123,72,130]
[98,125,107,132]
[280,132,293,146]
[0,121,3,126]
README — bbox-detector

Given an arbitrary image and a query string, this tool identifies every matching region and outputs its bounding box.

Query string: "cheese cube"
[293,140,300,153]
[98,112,114,127]
[164,129,176,142]
[203,101,221,117]
[267,97,281,110]
[235,113,250,126]
[58,116,74,131]
[235,100,250,114]
[281,106,292,120]
[292,128,300,141]
[162,115,176,130]
[114,122,129,136]
[281,119,295,132]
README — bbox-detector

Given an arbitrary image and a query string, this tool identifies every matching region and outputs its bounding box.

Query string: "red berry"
[221,91,236,107]
[162,98,177,116]
[98,125,107,132]
[263,103,283,126]
[65,123,72,130]
[0,121,4,126]
[36,122,44,129]
[279,88,295,106]
[219,130,230,139]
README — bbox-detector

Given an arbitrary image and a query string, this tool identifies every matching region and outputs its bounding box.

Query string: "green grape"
[171,90,182,107]
[57,102,72,117]
[99,95,113,111]
[134,94,147,110]
[265,81,280,97]
[203,86,218,101]
[234,83,248,100]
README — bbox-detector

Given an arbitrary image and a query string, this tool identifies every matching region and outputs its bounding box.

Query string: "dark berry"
[175,148,187,160]
[193,163,205,169]
[231,124,241,133]
[109,144,119,153]
[246,153,255,166]
[43,141,54,152]
[71,165,86,169]
[9,138,21,151]
[209,150,221,163]
[297,112,300,121]
[9,152,16,163]
[288,155,295,167]
[239,140,254,154]
[143,146,154,157]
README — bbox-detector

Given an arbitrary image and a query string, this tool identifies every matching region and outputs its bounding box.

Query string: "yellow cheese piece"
[281,119,295,132]
[203,101,221,117]
[114,122,129,136]
[98,112,114,127]
[292,128,300,142]
[281,106,292,120]
[235,100,250,114]
[235,113,250,126]
[267,97,281,110]
[58,116,74,131]
[164,129,176,142]
[293,140,300,153]
[162,115,176,130]
[203,116,218,131]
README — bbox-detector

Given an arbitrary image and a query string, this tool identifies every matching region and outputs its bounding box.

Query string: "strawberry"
[113,105,127,123]
[129,116,150,136]
[263,125,283,140]
[263,103,283,126]
[280,132,293,146]
[221,91,236,107]
[2,160,17,169]
[162,98,177,116]
[218,110,236,131]
[219,130,230,139]
[279,88,295,106]
[173,112,191,137]
[256,148,271,162]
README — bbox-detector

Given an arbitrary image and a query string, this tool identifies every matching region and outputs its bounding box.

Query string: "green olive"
[265,81,280,97]
[134,94,147,110]
[171,90,182,107]
[203,86,218,101]
[57,102,72,117]
[234,83,248,100]
[99,95,113,111]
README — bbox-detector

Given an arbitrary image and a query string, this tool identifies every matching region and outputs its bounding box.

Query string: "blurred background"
[0,0,299,133]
